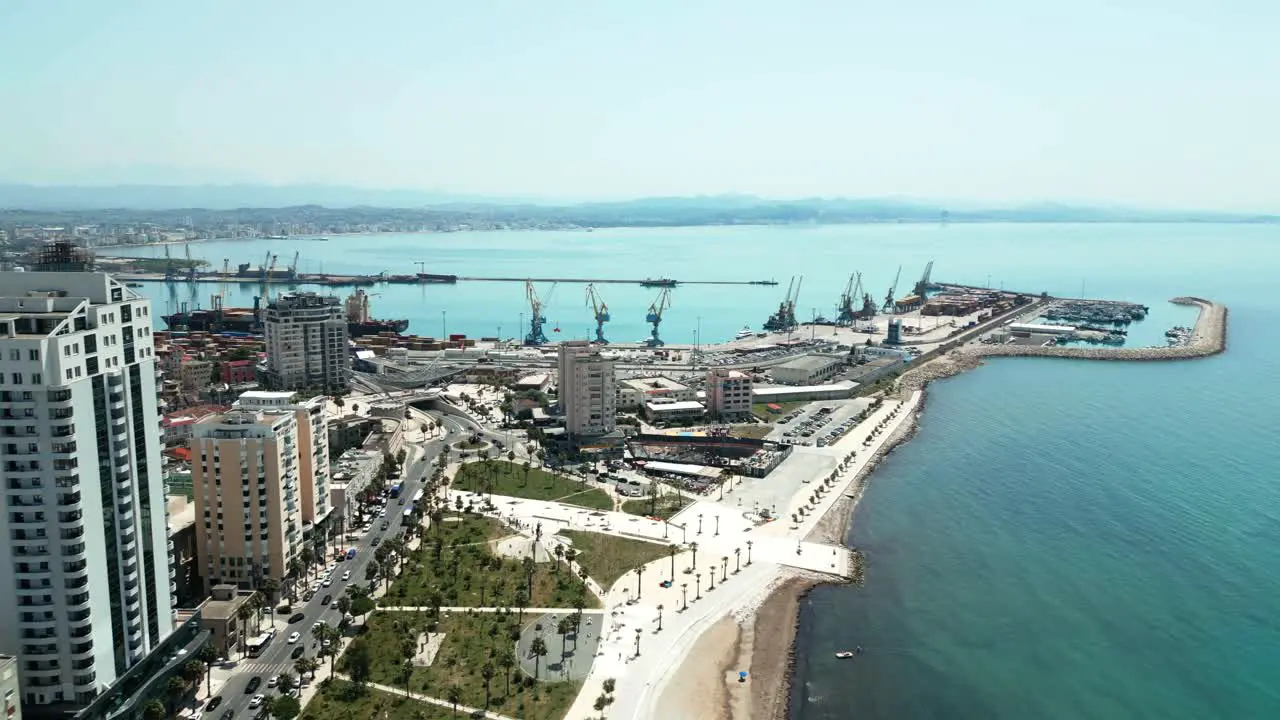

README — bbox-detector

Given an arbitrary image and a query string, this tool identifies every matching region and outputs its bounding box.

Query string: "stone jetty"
[896,297,1227,393]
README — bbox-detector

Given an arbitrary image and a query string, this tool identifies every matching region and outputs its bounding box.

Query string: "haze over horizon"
[3,0,1277,212]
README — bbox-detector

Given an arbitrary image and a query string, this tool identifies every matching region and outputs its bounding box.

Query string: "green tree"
[499,650,516,697]
[271,695,301,720]
[481,662,496,708]
[142,699,167,720]
[399,659,415,697]
[447,684,462,717]
[530,636,549,679]
[346,638,373,685]
[198,643,220,696]
[165,675,188,717]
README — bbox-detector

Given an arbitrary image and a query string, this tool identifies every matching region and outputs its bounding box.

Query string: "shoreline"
[738,296,1227,720]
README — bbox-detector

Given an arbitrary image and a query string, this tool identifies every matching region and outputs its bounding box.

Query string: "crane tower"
[524,280,550,346]
[644,286,672,347]
[881,266,902,314]
[585,283,611,344]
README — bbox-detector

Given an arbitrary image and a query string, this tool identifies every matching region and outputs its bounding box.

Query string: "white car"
[287,632,300,644]
[267,676,279,688]
[322,577,332,587]
[249,695,265,708]
[341,571,351,581]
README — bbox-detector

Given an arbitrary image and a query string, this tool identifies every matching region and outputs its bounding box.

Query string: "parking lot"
[767,399,873,446]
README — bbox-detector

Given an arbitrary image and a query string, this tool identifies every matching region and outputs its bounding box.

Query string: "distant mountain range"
[0,184,1276,225]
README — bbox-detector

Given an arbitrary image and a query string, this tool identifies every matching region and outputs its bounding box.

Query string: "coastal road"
[211,430,450,719]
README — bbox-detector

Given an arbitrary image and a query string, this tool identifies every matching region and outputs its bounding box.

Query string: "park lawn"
[750,400,810,422]
[350,611,582,720]
[556,488,615,511]
[558,530,673,589]
[620,493,692,521]
[382,511,599,609]
[453,460,588,502]
[300,679,453,720]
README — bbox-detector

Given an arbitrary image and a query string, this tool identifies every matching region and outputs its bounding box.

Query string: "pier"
[107,272,776,288]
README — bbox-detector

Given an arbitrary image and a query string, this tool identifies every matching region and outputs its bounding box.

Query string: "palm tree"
[164,675,187,717]
[514,588,528,623]
[522,555,536,598]
[657,603,664,631]
[690,541,699,570]
[499,651,516,697]
[141,700,166,720]
[481,662,496,708]
[447,684,462,717]
[746,539,754,566]
[198,643,219,697]
[553,544,564,572]
[530,636,549,679]
[635,565,644,599]
[734,547,741,574]
[180,658,203,695]
[399,659,415,696]
[668,544,677,578]
[236,603,254,654]
[722,556,729,582]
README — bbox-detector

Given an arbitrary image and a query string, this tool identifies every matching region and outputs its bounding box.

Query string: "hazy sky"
[2,0,1277,209]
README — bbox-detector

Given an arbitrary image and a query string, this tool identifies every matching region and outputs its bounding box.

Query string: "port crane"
[645,286,672,347]
[184,245,197,282]
[211,258,230,329]
[881,266,902,314]
[763,276,802,332]
[263,253,279,301]
[524,280,550,346]
[585,283,611,344]
[836,273,861,326]
[288,251,300,281]
[163,245,177,282]
[911,260,934,297]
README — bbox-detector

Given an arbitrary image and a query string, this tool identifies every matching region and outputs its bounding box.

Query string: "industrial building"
[1008,323,1076,336]
[0,271,178,715]
[190,404,307,594]
[617,376,696,410]
[557,341,617,438]
[752,381,858,403]
[262,292,350,393]
[705,368,753,419]
[769,354,845,385]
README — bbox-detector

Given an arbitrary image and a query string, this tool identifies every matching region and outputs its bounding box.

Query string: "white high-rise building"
[0,272,174,710]
[556,341,616,437]
[262,292,349,393]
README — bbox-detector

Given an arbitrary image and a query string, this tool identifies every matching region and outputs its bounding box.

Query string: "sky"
[1,0,1277,210]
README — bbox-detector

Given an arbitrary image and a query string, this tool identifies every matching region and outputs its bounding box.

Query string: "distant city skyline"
[2,0,1277,211]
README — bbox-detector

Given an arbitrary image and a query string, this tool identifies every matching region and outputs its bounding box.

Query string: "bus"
[411,488,424,505]
[389,483,402,499]
[246,630,275,657]
[402,506,415,527]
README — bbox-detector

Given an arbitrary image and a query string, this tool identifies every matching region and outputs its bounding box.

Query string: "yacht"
[734,326,754,340]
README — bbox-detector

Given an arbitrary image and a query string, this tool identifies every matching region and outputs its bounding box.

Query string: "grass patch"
[728,424,773,439]
[348,611,582,720]
[556,488,615,511]
[383,512,598,609]
[453,460,590,502]
[621,492,692,521]
[558,530,672,589]
[301,679,452,720]
[751,401,810,422]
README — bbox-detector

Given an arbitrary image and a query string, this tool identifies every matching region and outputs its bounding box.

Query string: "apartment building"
[0,272,175,712]
[190,406,304,595]
[705,369,754,419]
[1,655,22,720]
[556,341,617,437]
[233,391,331,530]
[262,293,349,393]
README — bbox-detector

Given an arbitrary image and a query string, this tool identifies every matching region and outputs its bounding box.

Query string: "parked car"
[288,612,305,624]
[206,696,223,712]
[291,646,305,659]
[249,694,265,709]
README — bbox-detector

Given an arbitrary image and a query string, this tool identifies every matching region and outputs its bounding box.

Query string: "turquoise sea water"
[106,224,1280,717]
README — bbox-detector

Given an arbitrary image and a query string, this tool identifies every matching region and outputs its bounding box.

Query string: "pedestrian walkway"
[334,674,521,720]
[381,605,606,615]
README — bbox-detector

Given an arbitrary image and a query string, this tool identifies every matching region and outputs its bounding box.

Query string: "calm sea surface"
[106,224,1280,718]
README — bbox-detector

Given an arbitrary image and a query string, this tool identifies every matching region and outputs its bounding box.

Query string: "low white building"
[618,376,696,410]
[752,380,857,403]
[770,354,845,385]
[643,399,706,423]
[1009,323,1076,336]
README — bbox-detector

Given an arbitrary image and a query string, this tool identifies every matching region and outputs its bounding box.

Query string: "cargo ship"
[640,278,678,288]
[162,291,409,337]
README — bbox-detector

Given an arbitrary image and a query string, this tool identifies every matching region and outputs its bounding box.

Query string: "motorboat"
[835,651,855,659]
[734,326,754,340]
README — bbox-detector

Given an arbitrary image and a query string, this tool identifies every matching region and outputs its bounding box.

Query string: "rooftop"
[620,376,691,394]
[777,354,844,372]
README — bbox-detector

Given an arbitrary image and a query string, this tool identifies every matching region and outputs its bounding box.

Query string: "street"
[208,418,449,719]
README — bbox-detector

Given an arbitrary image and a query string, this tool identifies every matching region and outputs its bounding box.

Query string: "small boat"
[835,651,855,659]
[125,282,143,288]
[734,326,754,340]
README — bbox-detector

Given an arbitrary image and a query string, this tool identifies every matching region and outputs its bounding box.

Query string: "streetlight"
[441,310,447,339]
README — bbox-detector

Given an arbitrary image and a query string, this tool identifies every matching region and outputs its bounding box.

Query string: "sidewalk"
[382,606,607,614]
[336,674,521,720]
